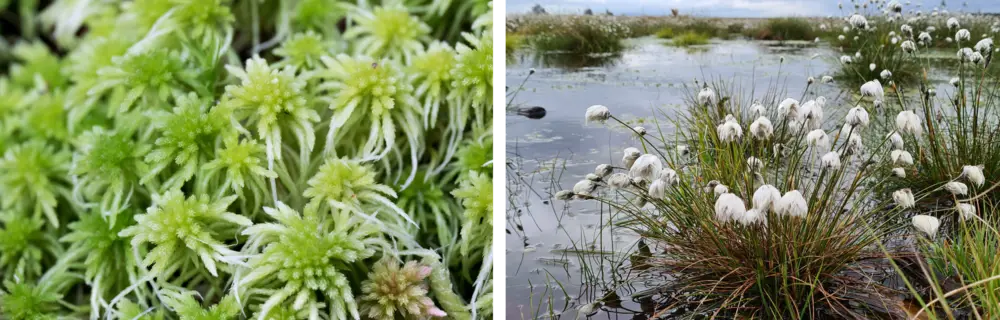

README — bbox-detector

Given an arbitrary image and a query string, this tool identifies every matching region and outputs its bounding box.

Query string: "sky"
[506,0,1000,17]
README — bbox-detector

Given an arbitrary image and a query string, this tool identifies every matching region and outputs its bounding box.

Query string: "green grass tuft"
[506,32,524,53]
[655,28,675,39]
[749,18,815,41]
[671,31,710,46]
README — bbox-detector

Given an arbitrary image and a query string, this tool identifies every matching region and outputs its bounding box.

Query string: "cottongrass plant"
[884,201,1000,319]
[828,5,922,87]
[561,80,927,318]
[511,14,632,54]
[843,12,1000,213]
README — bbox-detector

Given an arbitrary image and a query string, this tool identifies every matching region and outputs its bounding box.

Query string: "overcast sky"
[507,0,999,17]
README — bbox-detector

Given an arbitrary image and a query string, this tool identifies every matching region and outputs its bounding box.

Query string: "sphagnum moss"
[0,0,492,318]
[238,203,382,319]
[344,1,431,63]
[119,190,249,278]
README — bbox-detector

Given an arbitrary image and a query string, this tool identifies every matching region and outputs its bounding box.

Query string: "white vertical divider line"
[491,0,507,319]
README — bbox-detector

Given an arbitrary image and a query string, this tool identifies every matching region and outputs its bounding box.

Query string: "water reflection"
[759,40,821,54]
[518,51,624,70]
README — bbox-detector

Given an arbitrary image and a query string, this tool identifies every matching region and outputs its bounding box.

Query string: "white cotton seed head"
[888,132,904,150]
[586,173,601,181]
[658,168,679,186]
[776,190,808,218]
[623,147,641,169]
[895,110,922,135]
[893,188,915,208]
[749,102,767,118]
[714,184,730,196]
[698,87,717,105]
[869,63,876,71]
[912,215,940,238]
[846,106,870,127]
[974,38,993,53]
[918,32,932,44]
[950,77,960,87]
[901,40,916,53]
[958,47,974,59]
[633,126,647,136]
[944,181,968,195]
[787,120,804,136]
[840,123,861,140]
[749,116,774,140]
[607,173,631,189]
[676,145,690,157]
[629,154,662,181]
[956,29,971,41]
[961,165,985,187]
[573,180,597,196]
[585,105,611,123]
[753,184,781,212]
[821,76,833,83]
[631,176,645,186]
[969,52,984,64]
[840,55,853,64]
[860,79,884,100]
[806,129,830,149]
[892,167,906,178]
[704,180,721,193]
[849,14,868,29]
[957,203,976,220]
[714,193,746,223]
[747,156,763,171]
[888,0,902,12]
[880,69,892,80]
[739,208,766,226]
[648,179,667,200]
[947,17,960,30]
[890,150,914,166]
[821,151,841,170]
[716,120,743,143]
[595,164,613,178]
[555,190,575,200]
[724,114,737,123]
[800,100,823,130]
[847,134,864,154]
[807,76,815,84]
[777,98,800,120]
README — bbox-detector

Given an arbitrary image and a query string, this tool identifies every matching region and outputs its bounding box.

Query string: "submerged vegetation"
[0,0,493,319]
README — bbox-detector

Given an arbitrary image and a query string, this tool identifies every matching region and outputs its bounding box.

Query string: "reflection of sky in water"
[505,37,965,319]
